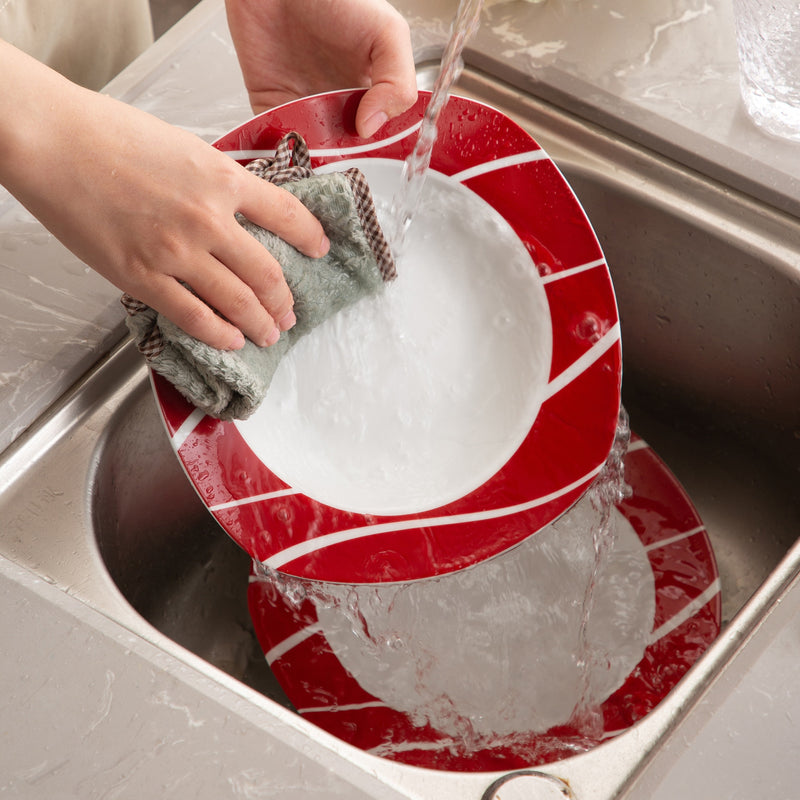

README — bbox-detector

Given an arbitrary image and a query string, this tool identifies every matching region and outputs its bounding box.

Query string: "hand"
[225,0,418,138]
[0,41,329,350]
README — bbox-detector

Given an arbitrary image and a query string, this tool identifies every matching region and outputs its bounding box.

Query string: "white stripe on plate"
[644,525,706,552]
[265,622,323,665]
[210,487,300,512]
[626,438,650,454]
[173,408,206,451]
[222,148,279,161]
[542,322,621,403]
[368,738,463,756]
[262,463,604,571]
[540,258,607,285]
[298,701,389,715]
[449,149,549,183]
[222,120,423,163]
[648,577,721,645]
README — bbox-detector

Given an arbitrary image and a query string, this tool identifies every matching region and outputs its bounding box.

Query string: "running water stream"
[387,0,485,260]
[569,407,633,734]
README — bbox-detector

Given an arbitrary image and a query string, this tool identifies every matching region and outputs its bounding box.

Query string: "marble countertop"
[0,555,405,799]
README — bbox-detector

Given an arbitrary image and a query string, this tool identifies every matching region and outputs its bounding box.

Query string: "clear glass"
[733,0,800,141]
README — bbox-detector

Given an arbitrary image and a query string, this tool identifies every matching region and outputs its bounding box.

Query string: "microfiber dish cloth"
[123,132,396,421]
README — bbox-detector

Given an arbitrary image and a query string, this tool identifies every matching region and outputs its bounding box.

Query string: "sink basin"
[1,64,799,799]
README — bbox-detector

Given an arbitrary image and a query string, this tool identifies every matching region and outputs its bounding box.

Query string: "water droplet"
[574,312,603,343]
[492,310,514,331]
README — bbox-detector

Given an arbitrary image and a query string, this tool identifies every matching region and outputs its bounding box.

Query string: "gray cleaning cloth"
[122,132,396,421]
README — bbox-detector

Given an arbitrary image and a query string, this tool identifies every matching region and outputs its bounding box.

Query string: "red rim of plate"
[247,433,722,772]
[151,89,622,583]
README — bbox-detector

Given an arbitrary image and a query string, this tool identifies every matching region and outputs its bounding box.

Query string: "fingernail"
[265,325,281,346]
[278,310,296,331]
[227,331,245,350]
[316,234,330,258]
[362,111,388,139]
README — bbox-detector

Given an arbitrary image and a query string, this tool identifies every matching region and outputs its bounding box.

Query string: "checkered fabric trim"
[245,132,315,184]
[121,293,165,357]
[342,167,396,281]
[247,132,396,282]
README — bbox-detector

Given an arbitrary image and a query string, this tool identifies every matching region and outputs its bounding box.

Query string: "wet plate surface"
[247,434,721,772]
[153,88,622,583]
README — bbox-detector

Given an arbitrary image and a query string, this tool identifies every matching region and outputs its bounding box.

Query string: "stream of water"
[386,0,484,260]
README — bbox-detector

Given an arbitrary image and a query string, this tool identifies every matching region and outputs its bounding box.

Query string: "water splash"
[569,406,632,736]
[252,409,653,766]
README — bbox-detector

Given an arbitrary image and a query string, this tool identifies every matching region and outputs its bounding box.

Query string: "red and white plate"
[152,89,622,583]
[247,434,722,771]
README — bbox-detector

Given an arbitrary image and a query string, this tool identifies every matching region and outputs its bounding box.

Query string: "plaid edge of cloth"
[246,131,396,282]
[120,294,163,358]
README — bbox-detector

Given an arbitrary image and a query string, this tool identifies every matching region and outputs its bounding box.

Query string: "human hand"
[0,41,329,350]
[225,0,418,138]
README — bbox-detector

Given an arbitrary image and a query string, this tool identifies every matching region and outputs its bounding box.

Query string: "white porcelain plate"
[151,89,622,583]
[247,434,722,771]
[237,159,552,516]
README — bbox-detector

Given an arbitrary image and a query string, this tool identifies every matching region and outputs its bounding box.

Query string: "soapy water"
[236,164,551,517]
[253,412,655,762]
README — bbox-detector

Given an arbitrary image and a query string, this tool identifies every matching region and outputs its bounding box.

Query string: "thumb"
[355,31,418,138]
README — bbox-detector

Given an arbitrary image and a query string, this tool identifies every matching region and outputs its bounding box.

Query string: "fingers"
[133,270,248,351]
[238,173,330,259]
[356,12,418,138]
[166,172,330,349]
[209,220,299,344]
[137,240,293,351]
[128,165,330,351]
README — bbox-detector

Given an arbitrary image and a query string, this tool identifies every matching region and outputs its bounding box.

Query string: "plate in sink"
[151,89,622,583]
[247,433,722,771]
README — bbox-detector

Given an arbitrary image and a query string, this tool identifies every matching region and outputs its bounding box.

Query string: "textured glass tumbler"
[733,0,800,141]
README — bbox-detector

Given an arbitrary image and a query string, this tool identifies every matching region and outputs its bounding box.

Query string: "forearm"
[0,38,161,277]
[0,40,83,204]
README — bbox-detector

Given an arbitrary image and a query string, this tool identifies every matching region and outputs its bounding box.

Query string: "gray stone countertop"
[0,555,406,799]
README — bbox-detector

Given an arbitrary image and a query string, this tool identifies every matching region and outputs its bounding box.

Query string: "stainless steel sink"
[1,64,799,799]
